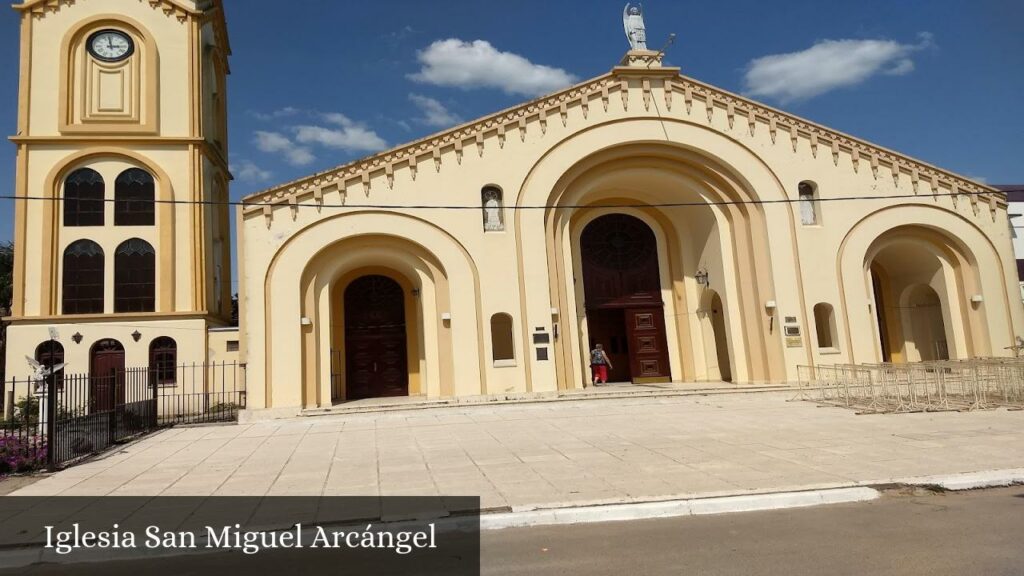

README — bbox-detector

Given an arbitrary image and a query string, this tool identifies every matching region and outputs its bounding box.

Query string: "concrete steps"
[300,383,798,417]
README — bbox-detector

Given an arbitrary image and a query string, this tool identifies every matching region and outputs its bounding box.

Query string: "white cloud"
[408,93,463,128]
[293,122,387,153]
[409,39,578,97]
[231,159,273,183]
[743,33,934,104]
[250,107,301,121]
[250,109,388,164]
[253,130,316,166]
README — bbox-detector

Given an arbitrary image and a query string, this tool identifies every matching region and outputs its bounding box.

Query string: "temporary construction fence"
[796,358,1024,414]
[0,361,245,471]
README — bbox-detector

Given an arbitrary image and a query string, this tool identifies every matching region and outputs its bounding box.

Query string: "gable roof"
[242,61,1003,217]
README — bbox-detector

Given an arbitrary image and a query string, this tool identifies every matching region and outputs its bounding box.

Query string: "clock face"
[87,30,134,62]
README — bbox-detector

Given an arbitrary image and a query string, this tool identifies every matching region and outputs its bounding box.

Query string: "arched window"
[63,168,105,226]
[490,313,515,363]
[114,168,155,226]
[798,181,819,226]
[149,337,177,385]
[62,240,104,314]
[813,303,837,349]
[34,340,65,384]
[482,186,504,232]
[114,238,155,313]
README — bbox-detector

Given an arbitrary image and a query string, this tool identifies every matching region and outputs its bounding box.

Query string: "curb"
[894,468,1024,491]
[478,486,880,530]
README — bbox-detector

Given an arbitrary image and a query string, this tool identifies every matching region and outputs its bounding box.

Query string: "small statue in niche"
[482,187,504,231]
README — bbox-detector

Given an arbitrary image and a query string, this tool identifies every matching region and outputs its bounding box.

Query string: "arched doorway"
[868,236,959,363]
[343,275,408,399]
[90,339,125,412]
[709,292,732,382]
[580,214,670,383]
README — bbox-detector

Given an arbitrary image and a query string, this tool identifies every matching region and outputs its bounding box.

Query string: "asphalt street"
[481,486,1024,576]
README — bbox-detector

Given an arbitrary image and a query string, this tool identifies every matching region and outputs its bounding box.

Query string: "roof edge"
[241,65,1002,208]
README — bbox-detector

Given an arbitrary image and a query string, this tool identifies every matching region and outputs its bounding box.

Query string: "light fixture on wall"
[71,332,83,344]
[411,288,421,297]
[131,330,142,342]
[971,294,984,304]
[695,269,709,287]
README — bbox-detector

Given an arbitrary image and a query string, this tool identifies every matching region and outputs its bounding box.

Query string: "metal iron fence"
[796,358,1024,413]
[0,361,245,471]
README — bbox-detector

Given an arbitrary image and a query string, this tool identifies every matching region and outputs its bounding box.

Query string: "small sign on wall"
[784,322,802,348]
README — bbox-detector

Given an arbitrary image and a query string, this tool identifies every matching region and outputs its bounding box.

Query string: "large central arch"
[515,126,792,389]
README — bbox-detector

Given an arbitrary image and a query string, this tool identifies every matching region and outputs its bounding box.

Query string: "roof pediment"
[239,59,1001,215]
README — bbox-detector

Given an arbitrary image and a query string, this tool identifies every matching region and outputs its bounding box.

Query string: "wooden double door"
[581,214,672,383]
[587,307,671,383]
[343,275,409,400]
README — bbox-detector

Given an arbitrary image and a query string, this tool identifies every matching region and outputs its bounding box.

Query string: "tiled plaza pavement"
[11,393,1024,510]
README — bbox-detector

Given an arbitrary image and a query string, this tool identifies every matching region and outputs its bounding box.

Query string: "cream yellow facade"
[4,0,234,379]
[239,52,1023,415]
[5,2,1022,419]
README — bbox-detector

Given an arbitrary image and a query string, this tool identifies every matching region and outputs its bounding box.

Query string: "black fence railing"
[0,361,245,471]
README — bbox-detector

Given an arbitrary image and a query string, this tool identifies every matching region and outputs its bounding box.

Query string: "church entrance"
[581,214,671,383]
[343,275,408,399]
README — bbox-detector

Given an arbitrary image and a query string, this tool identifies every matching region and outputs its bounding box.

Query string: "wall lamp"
[695,269,710,287]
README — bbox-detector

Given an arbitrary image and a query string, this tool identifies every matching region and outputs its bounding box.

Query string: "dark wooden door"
[90,339,125,412]
[344,275,408,400]
[581,214,671,383]
[624,308,671,383]
[585,309,632,383]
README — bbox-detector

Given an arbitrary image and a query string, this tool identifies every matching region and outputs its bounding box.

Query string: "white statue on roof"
[623,3,647,50]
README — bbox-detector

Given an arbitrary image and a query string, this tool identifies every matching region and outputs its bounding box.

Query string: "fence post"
[45,363,58,472]
[151,367,159,430]
[3,387,12,421]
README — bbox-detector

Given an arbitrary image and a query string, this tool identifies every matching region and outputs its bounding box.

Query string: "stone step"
[299,383,798,417]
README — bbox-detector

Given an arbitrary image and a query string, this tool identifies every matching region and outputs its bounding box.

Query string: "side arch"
[253,212,485,410]
[837,204,1018,363]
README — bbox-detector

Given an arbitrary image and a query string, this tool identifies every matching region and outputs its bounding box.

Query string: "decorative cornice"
[241,64,1004,221]
[15,0,202,22]
[242,72,621,213]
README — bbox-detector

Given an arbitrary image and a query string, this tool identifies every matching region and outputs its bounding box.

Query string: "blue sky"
[0,0,1020,247]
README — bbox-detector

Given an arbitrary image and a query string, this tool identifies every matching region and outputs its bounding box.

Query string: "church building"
[5,0,1023,420]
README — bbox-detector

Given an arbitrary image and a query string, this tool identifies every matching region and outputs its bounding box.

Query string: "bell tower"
[5,0,232,377]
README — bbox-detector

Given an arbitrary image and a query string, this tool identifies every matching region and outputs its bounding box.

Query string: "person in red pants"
[589,343,614,386]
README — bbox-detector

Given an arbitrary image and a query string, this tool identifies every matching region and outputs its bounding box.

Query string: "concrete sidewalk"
[10,393,1024,511]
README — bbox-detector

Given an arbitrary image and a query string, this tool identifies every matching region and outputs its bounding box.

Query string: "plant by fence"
[796,357,1024,414]
[0,361,245,472]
